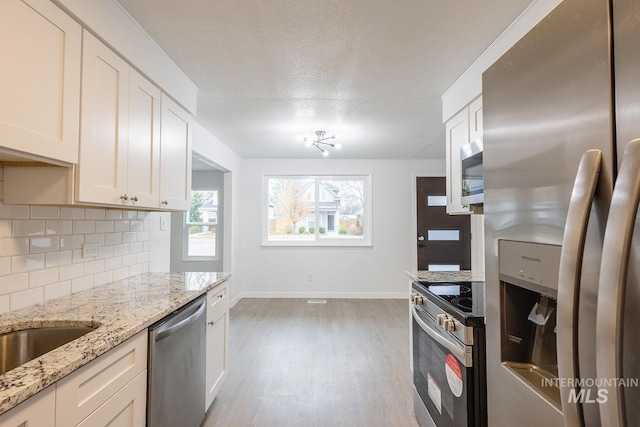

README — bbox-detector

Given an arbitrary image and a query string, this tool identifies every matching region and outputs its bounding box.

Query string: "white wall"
[235,159,445,299]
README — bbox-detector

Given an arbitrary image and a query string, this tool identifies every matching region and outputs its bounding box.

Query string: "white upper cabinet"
[0,0,81,164]
[445,96,483,215]
[159,95,192,211]
[77,30,130,205]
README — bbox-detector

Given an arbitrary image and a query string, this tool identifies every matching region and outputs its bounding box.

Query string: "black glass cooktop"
[413,280,485,321]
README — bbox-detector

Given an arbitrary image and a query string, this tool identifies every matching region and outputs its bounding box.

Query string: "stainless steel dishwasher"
[147,295,206,427]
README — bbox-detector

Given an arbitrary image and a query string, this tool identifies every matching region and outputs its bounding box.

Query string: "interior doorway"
[416,177,471,271]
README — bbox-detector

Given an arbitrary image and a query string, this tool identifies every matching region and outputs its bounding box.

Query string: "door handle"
[597,139,640,427]
[557,149,601,427]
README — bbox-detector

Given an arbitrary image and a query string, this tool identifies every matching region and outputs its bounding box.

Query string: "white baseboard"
[231,291,410,304]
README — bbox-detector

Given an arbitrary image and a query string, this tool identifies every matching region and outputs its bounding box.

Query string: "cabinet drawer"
[56,330,147,426]
[77,370,147,427]
[207,283,228,316]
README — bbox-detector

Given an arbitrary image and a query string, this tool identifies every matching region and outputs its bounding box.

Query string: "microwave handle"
[597,139,640,427]
[557,149,602,427]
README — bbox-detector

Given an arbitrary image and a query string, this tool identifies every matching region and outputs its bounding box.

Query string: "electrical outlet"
[82,243,99,258]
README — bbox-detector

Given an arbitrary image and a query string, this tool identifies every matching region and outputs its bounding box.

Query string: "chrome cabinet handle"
[557,149,602,427]
[120,194,129,201]
[131,195,138,202]
[597,139,640,427]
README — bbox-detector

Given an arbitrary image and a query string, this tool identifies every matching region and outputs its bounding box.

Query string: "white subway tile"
[136,252,149,264]
[0,273,29,295]
[113,244,130,256]
[83,260,104,275]
[104,256,122,271]
[96,245,114,260]
[105,232,123,246]
[137,231,150,242]
[59,235,84,250]
[29,268,59,288]
[95,221,114,233]
[71,248,84,264]
[129,263,144,276]
[0,295,9,314]
[12,220,45,237]
[0,220,11,237]
[59,263,84,281]
[85,208,106,220]
[105,210,122,220]
[30,237,60,254]
[114,221,129,232]
[46,220,73,235]
[122,254,137,267]
[137,211,149,220]
[130,242,144,254]
[122,232,137,243]
[112,267,129,281]
[11,254,45,273]
[73,220,96,234]
[130,221,144,232]
[44,281,71,301]
[125,211,137,220]
[30,206,60,219]
[2,238,29,256]
[0,204,29,219]
[144,220,151,231]
[61,207,85,220]
[84,234,104,245]
[10,288,43,311]
[45,250,72,268]
[143,242,150,252]
[0,257,11,276]
[94,271,113,287]
[71,276,93,293]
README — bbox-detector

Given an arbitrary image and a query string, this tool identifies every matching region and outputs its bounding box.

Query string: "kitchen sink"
[0,323,100,375]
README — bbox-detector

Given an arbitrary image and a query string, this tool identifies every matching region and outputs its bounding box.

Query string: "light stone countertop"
[406,270,485,282]
[0,271,231,416]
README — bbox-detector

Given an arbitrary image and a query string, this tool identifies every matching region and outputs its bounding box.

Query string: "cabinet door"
[468,96,483,143]
[77,30,130,205]
[128,69,161,208]
[77,371,147,427]
[206,308,229,410]
[159,95,192,211]
[0,0,81,164]
[445,108,472,214]
[0,386,55,427]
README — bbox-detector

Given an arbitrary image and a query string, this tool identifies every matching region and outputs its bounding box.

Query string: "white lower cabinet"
[0,385,55,427]
[205,283,229,410]
[56,330,147,427]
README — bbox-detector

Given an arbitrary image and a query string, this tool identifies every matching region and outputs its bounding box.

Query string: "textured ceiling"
[117,0,532,159]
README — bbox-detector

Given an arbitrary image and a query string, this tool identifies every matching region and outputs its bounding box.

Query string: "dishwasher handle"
[155,298,206,342]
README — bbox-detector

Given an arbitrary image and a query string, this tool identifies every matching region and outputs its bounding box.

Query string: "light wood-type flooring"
[202,298,419,427]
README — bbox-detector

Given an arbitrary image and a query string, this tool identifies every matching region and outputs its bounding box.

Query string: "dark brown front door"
[417,177,471,271]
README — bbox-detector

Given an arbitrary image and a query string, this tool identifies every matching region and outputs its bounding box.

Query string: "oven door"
[412,304,475,427]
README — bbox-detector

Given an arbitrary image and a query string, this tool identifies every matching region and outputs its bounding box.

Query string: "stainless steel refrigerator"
[482,0,640,425]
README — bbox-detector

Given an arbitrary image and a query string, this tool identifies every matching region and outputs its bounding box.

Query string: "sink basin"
[0,323,99,375]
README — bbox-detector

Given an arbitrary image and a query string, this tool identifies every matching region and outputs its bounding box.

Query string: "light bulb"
[322,150,329,157]
[304,139,312,147]
[334,143,342,149]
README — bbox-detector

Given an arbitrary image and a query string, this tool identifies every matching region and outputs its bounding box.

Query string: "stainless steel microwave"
[460,139,483,205]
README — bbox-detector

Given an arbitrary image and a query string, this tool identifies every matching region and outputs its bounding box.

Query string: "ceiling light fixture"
[304,130,341,157]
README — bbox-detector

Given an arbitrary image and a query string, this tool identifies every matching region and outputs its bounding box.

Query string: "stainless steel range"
[411,281,486,427]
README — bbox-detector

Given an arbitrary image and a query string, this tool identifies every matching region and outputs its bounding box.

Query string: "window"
[184,190,219,258]
[263,175,371,246]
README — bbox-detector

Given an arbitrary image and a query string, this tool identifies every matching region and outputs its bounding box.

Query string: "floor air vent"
[307,299,327,304]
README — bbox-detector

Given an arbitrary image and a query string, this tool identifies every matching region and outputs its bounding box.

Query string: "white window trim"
[261,175,372,247]
[183,190,221,261]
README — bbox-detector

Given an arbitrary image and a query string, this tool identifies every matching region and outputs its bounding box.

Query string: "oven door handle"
[412,305,469,366]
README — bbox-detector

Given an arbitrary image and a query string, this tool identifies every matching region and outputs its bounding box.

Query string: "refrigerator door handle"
[597,139,640,427]
[557,149,602,427]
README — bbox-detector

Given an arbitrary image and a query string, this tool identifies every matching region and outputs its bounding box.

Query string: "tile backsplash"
[0,169,149,313]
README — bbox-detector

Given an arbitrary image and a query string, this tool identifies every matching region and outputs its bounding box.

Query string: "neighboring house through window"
[185,190,219,258]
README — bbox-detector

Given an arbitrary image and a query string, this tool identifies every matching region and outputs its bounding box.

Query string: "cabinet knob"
[131,195,138,202]
[161,200,168,206]
[120,194,129,201]
[208,320,216,326]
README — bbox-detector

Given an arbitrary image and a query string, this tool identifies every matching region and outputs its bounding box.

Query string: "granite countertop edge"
[0,271,231,416]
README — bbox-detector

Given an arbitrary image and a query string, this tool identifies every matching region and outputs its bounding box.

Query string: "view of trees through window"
[186,190,218,257]
[267,177,366,242]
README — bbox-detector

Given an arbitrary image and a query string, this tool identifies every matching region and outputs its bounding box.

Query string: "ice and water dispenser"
[499,240,562,408]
